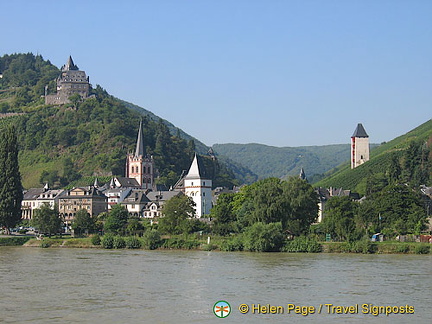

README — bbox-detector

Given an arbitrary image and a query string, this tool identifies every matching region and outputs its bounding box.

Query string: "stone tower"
[184,154,212,217]
[45,56,90,105]
[351,123,369,169]
[125,121,154,190]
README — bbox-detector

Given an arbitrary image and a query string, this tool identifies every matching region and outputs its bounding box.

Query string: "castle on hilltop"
[45,56,90,105]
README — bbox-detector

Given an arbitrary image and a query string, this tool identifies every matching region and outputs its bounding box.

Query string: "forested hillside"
[0,53,238,189]
[212,143,359,182]
[315,119,432,195]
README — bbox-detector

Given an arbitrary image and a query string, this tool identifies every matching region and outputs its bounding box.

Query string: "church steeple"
[125,120,154,190]
[135,119,144,157]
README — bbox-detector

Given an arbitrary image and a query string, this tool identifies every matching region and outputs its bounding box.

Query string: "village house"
[21,184,65,220]
[59,187,107,227]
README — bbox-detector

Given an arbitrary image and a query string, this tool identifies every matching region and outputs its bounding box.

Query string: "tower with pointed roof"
[45,56,90,105]
[184,154,212,217]
[351,123,369,169]
[125,121,154,190]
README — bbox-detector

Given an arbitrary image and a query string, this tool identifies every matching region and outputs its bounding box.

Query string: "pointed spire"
[352,123,368,138]
[93,177,100,188]
[109,178,115,188]
[62,56,78,71]
[299,168,306,180]
[186,153,202,178]
[44,183,49,190]
[134,120,144,157]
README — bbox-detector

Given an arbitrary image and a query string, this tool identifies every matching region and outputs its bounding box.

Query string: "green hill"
[315,119,432,194]
[0,53,239,189]
[212,143,359,182]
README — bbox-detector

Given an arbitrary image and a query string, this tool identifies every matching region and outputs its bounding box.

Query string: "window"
[203,182,206,186]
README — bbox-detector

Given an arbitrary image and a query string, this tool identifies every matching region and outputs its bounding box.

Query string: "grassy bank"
[10,236,432,254]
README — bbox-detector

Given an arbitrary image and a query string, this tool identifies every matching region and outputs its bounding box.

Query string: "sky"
[1,0,431,147]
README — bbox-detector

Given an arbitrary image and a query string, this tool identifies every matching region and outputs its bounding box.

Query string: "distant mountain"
[315,119,432,194]
[212,143,361,183]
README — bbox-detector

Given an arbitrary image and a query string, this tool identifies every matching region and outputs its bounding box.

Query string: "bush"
[202,243,217,251]
[40,241,51,248]
[91,234,101,246]
[243,222,284,252]
[283,236,322,253]
[113,236,126,249]
[0,237,31,246]
[349,240,377,254]
[395,244,410,253]
[125,236,142,249]
[101,234,114,249]
[220,235,244,251]
[414,244,430,254]
[143,229,162,250]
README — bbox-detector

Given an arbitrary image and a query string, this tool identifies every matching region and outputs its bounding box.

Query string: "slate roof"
[352,123,369,138]
[134,120,145,157]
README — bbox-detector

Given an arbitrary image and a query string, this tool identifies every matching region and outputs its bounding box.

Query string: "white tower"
[351,123,369,169]
[184,154,212,217]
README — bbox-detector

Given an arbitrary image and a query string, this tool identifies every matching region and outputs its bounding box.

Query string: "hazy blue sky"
[2,0,431,147]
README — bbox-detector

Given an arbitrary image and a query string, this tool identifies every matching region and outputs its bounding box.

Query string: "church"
[123,121,212,217]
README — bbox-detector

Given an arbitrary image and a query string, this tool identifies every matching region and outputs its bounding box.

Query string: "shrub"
[113,236,126,249]
[143,229,162,250]
[220,235,244,251]
[283,236,322,253]
[125,236,142,249]
[395,244,410,253]
[350,240,377,254]
[414,244,430,254]
[91,234,101,246]
[202,243,217,251]
[0,237,31,246]
[243,222,284,252]
[40,241,51,248]
[101,234,114,249]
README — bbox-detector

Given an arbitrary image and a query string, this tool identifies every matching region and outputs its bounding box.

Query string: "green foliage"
[126,218,145,236]
[142,229,162,250]
[101,233,114,249]
[0,124,23,232]
[91,234,101,246]
[414,244,430,254]
[125,236,142,249]
[213,143,356,182]
[283,236,322,253]
[113,235,126,249]
[242,222,284,252]
[0,237,31,246]
[162,237,200,250]
[220,235,244,251]
[322,196,359,241]
[32,203,62,237]
[316,120,432,192]
[158,195,196,235]
[104,204,129,235]
[72,209,95,236]
[40,241,51,248]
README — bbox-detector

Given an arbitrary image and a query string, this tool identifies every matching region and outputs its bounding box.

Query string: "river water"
[0,247,430,323]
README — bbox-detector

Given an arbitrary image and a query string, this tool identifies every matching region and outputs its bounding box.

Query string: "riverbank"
[1,235,430,254]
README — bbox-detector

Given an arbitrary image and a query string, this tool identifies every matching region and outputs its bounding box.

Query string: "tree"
[32,203,62,237]
[158,194,196,235]
[104,204,129,235]
[210,193,236,235]
[242,222,284,252]
[0,125,23,234]
[72,209,95,236]
[322,196,358,241]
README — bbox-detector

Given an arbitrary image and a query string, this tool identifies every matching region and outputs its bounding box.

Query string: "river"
[0,247,430,323]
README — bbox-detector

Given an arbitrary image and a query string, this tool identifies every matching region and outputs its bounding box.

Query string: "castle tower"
[45,56,90,105]
[125,121,154,190]
[351,123,369,169]
[184,154,212,217]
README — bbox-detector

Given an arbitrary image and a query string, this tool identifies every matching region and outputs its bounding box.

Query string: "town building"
[59,186,107,226]
[21,184,65,219]
[351,123,370,169]
[125,120,155,190]
[182,154,213,217]
[45,56,90,105]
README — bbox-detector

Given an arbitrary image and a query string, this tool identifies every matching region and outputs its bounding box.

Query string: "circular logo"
[213,300,231,318]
